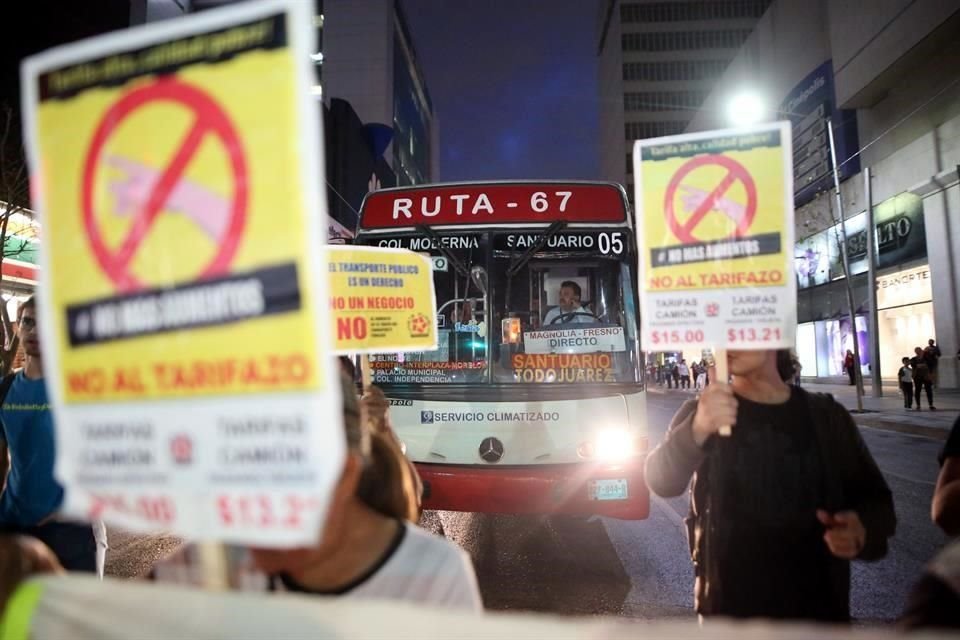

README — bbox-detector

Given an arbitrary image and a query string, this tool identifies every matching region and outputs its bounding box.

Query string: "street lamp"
[726,91,766,126]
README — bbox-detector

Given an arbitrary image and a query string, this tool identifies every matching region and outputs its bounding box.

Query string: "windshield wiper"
[415,224,471,278]
[504,220,567,314]
[506,221,567,277]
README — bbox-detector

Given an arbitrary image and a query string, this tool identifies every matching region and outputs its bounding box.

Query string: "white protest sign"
[633,122,796,351]
[22,0,341,546]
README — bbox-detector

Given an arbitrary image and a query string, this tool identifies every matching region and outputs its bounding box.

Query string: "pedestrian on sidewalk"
[911,347,936,411]
[843,350,856,386]
[644,348,896,624]
[925,339,942,389]
[678,360,691,389]
[900,416,960,631]
[0,296,98,573]
[695,362,707,391]
[671,363,680,390]
[898,357,914,409]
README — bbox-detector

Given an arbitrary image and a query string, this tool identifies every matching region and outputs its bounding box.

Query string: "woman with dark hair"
[248,374,474,606]
[152,374,480,610]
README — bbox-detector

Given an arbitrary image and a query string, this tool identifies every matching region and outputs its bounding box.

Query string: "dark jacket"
[644,389,896,617]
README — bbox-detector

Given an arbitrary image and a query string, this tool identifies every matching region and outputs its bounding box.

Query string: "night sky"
[403,0,602,182]
[0,1,602,188]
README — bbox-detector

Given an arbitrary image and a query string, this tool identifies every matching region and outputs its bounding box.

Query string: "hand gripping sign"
[635,123,795,437]
[21,0,341,547]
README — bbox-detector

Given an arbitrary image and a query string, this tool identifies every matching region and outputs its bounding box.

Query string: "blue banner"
[779,60,860,206]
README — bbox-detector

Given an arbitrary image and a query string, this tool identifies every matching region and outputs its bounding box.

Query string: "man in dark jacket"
[644,349,896,623]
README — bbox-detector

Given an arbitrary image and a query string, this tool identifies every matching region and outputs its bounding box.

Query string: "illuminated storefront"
[794,192,928,380]
[875,265,935,380]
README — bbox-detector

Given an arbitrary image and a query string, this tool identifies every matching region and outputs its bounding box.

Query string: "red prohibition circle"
[81,77,249,292]
[663,154,757,244]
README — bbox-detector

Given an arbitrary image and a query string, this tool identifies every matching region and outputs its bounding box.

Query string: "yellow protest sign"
[22,0,342,546]
[328,246,437,354]
[30,6,323,402]
[633,123,795,350]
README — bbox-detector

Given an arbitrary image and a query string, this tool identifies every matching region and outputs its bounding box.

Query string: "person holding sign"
[252,373,480,608]
[644,349,895,623]
[152,374,481,610]
[0,298,97,573]
[543,282,592,326]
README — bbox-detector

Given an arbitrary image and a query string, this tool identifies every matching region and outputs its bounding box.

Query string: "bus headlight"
[593,428,635,461]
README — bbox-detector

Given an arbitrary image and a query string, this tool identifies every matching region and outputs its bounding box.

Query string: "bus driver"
[543,281,593,326]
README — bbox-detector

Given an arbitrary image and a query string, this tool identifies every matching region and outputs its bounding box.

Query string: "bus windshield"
[358,182,641,386]
[492,232,639,384]
[368,233,490,385]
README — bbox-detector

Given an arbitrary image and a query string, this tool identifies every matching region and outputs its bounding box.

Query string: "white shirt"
[678,364,689,376]
[273,522,482,611]
[151,522,482,612]
[543,305,592,326]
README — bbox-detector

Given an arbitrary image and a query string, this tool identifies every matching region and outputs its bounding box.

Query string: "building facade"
[597,0,772,205]
[134,0,436,239]
[685,0,960,388]
[321,0,438,187]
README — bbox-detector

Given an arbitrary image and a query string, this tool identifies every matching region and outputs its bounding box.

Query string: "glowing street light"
[726,91,766,126]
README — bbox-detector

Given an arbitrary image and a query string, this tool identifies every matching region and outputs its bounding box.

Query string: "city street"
[427,390,955,624]
[106,389,955,625]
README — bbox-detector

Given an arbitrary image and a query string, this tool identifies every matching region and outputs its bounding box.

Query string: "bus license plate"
[589,479,628,501]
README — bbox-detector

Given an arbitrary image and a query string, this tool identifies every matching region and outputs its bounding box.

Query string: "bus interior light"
[594,428,635,462]
[502,317,522,344]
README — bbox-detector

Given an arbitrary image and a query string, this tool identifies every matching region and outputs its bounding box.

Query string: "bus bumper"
[415,459,650,520]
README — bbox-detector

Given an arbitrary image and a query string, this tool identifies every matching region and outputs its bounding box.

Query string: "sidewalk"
[647,382,959,441]
[804,382,958,441]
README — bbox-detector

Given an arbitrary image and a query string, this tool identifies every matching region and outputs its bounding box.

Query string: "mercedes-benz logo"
[478,437,504,463]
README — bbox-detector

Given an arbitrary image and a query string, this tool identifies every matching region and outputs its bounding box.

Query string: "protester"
[644,348,896,623]
[899,416,960,630]
[925,339,942,388]
[339,355,357,381]
[898,357,914,410]
[932,416,960,537]
[152,373,481,610]
[0,533,64,611]
[910,347,935,411]
[360,384,423,520]
[899,541,960,631]
[0,297,98,572]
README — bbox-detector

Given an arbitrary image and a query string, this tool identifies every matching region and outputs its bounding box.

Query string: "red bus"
[356,181,649,519]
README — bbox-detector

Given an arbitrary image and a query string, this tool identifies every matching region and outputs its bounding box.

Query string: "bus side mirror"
[470,265,488,296]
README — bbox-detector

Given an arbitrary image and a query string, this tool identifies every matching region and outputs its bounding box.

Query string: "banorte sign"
[876,265,931,310]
